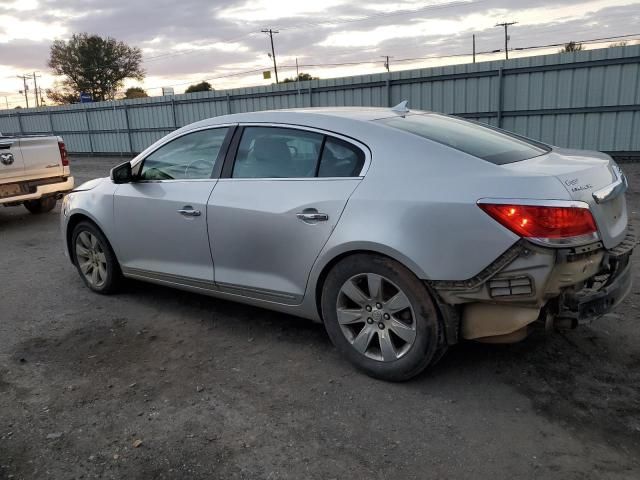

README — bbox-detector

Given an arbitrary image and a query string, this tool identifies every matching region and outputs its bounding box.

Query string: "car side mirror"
[110,161,133,184]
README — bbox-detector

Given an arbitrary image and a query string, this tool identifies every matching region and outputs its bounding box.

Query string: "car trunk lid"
[503,148,628,249]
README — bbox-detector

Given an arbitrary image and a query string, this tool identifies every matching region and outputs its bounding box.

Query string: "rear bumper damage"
[431,224,637,343]
[556,245,632,326]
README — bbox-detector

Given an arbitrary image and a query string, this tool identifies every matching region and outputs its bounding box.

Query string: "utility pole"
[261,28,279,84]
[16,74,29,108]
[472,34,476,63]
[381,55,393,72]
[495,22,517,60]
[295,57,300,80]
[32,72,41,107]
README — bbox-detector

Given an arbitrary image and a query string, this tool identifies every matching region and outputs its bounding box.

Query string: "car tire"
[71,221,122,294]
[24,196,57,214]
[321,253,444,382]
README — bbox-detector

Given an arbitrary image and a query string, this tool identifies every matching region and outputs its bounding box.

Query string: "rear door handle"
[296,210,329,222]
[177,206,201,217]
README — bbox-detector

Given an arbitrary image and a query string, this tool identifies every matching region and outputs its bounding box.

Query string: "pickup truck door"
[0,138,26,182]
[19,137,63,179]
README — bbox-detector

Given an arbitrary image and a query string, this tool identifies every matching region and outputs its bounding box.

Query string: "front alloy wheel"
[71,221,121,294]
[75,231,108,289]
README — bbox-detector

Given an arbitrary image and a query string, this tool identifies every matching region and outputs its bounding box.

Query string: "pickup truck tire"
[24,196,57,214]
[71,221,122,294]
[321,253,444,382]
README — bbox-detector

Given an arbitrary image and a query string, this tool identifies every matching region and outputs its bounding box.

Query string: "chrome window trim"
[231,122,371,179]
[128,178,218,184]
[216,177,362,183]
[130,124,235,180]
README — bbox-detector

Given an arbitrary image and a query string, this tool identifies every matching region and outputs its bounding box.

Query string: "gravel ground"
[1,156,639,480]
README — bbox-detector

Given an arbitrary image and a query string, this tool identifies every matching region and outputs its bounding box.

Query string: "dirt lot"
[1,156,639,480]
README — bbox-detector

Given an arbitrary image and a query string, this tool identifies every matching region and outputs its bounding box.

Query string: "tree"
[185,81,212,93]
[46,82,78,105]
[47,33,144,104]
[124,86,148,99]
[608,41,628,48]
[282,72,318,83]
[559,41,583,53]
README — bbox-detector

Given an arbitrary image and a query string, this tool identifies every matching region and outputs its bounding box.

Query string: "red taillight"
[58,141,69,167]
[479,203,597,240]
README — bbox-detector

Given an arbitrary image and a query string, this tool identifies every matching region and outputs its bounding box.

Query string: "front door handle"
[177,206,201,217]
[296,209,329,222]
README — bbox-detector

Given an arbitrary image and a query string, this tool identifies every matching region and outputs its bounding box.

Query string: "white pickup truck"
[0,135,74,214]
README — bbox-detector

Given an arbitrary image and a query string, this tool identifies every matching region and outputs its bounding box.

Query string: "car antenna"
[391,100,409,114]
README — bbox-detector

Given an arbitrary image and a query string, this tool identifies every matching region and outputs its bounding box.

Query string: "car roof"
[184,107,432,130]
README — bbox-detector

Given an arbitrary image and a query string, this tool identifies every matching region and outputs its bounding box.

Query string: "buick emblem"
[0,152,14,166]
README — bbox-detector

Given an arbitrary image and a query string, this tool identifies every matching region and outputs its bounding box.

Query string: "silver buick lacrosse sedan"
[61,105,635,381]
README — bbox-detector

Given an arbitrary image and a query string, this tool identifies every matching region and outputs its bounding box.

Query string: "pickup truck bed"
[0,135,74,214]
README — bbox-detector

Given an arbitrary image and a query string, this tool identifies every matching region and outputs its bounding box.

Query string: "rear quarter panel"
[311,126,574,282]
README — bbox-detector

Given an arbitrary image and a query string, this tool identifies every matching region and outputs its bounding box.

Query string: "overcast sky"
[0,0,639,107]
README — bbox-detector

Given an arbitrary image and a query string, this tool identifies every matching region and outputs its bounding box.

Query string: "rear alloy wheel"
[338,273,417,361]
[24,196,57,214]
[71,221,121,294]
[322,254,443,381]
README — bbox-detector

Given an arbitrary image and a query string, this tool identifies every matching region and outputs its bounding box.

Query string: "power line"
[277,0,483,31]
[472,34,476,63]
[32,72,42,107]
[16,75,30,108]
[261,29,280,84]
[5,31,640,107]
[141,32,640,91]
[125,66,274,93]
[381,55,393,73]
[139,1,483,66]
[495,21,518,60]
[282,32,640,69]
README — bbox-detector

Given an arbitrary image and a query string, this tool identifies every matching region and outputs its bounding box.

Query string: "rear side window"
[318,137,365,177]
[378,114,548,164]
[231,126,366,178]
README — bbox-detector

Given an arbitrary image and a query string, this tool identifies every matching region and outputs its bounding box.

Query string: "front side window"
[232,127,324,178]
[378,114,548,165]
[139,127,229,181]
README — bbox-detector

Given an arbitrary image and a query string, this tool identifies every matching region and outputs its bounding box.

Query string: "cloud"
[219,0,349,22]
[0,0,638,105]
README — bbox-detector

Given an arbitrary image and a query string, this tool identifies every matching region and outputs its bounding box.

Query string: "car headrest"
[253,137,291,162]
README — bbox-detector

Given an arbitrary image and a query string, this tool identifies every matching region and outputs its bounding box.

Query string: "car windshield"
[378,113,549,165]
